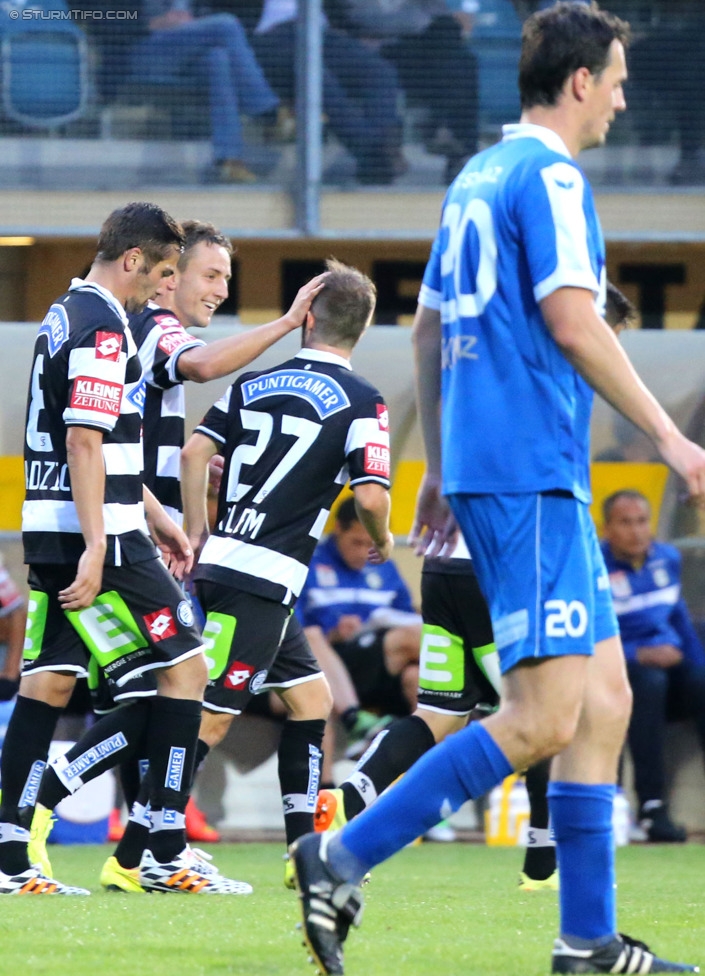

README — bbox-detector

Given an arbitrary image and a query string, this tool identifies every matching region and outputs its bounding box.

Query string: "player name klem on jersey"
[241,369,351,419]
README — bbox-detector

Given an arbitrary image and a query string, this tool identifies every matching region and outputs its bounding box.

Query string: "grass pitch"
[1,842,703,975]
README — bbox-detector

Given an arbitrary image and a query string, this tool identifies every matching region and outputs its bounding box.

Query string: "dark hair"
[308,258,376,350]
[335,495,359,530]
[602,488,649,523]
[178,219,234,272]
[95,201,184,269]
[605,280,637,329]
[519,2,630,109]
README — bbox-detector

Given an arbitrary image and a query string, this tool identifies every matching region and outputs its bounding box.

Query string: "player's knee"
[199,708,232,748]
[597,674,632,736]
[156,652,208,699]
[384,625,421,670]
[20,670,77,708]
[506,704,579,765]
[282,676,333,721]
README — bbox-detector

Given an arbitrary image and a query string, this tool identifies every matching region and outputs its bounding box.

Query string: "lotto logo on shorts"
[158,331,192,356]
[376,404,389,432]
[71,377,123,416]
[143,607,178,642]
[95,332,122,361]
[224,660,254,690]
[364,443,390,478]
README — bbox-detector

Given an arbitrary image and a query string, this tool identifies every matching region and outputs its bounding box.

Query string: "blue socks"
[327,722,512,880]
[549,781,616,942]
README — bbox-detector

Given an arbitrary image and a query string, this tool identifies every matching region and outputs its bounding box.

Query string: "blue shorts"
[449,492,618,674]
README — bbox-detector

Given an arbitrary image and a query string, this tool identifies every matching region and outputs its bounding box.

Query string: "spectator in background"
[227,0,407,184]
[326,0,480,182]
[82,0,281,183]
[0,554,26,702]
[135,0,283,182]
[296,496,422,724]
[602,489,705,842]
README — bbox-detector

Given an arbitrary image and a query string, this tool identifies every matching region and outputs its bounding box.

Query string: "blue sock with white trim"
[549,781,616,942]
[328,722,512,880]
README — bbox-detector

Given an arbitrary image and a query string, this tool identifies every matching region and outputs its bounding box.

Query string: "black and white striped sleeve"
[345,397,391,489]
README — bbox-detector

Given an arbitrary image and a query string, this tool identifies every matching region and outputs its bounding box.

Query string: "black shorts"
[196,582,320,715]
[334,628,411,717]
[89,659,158,714]
[24,559,203,696]
[417,560,499,715]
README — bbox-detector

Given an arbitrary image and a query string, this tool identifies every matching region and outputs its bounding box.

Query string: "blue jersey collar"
[501,123,572,160]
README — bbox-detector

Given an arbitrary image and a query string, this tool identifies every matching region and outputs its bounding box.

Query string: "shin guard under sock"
[38,700,152,810]
[278,718,325,846]
[549,781,616,941]
[0,696,63,874]
[331,722,512,876]
[342,715,436,819]
[115,737,211,868]
[523,758,556,880]
[145,697,201,863]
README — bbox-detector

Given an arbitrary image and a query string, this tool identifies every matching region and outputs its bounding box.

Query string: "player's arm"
[352,482,393,563]
[58,425,107,610]
[542,286,705,503]
[410,302,457,555]
[175,273,328,383]
[181,432,219,554]
[143,484,194,580]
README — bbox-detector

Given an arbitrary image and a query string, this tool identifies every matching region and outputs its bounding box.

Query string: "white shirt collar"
[295,348,352,371]
[68,277,129,326]
[501,123,572,160]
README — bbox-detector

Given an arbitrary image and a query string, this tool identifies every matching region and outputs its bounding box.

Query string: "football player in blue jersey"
[311,283,636,892]
[289,4,705,974]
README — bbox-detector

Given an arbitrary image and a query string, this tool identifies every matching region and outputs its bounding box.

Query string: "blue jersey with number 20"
[420,123,606,504]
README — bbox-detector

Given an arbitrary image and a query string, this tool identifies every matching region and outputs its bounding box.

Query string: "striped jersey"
[128,304,205,525]
[22,278,152,566]
[193,348,391,606]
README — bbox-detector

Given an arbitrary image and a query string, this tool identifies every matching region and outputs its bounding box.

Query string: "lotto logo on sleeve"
[71,377,122,416]
[364,443,390,478]
[224,660,254,690]
[95,332,122,361]
[154,314,182,329]
[376,404,389,432]
[158,331,192,356]
[143,607,178,642]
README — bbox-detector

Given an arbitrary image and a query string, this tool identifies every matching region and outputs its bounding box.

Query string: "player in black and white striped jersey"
[90,222,327,890]
[130,220,327,528]
[0,203,234,896]
[177,258,394,872]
